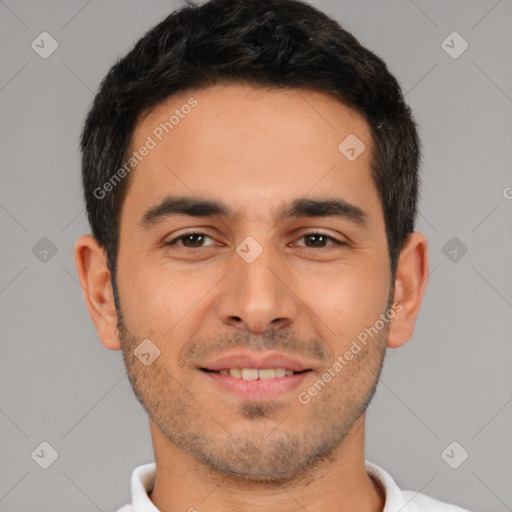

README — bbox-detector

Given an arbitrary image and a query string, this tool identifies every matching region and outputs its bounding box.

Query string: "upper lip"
[199,351,315,372]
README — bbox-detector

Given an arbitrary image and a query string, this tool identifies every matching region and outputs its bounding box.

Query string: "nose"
[216,245,299,334]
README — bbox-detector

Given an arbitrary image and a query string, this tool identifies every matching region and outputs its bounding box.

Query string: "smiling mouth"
[200,368,311,380]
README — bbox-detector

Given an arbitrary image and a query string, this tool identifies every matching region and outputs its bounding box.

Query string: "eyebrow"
[139,195,368,229]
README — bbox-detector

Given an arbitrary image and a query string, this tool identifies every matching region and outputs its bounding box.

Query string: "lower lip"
[200,370,311,400]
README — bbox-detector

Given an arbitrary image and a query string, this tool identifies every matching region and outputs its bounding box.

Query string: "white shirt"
[117,461,471,512]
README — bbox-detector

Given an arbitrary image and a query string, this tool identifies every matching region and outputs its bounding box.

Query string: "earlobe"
[74,234,122,351]
[386,232,429,349]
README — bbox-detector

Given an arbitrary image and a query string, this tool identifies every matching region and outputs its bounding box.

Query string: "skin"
[75,82,428,512]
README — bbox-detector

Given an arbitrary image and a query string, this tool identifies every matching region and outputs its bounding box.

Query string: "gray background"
[0,0,511,511]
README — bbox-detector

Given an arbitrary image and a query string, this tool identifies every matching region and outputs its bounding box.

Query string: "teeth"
[241,368,259,380]
[258,368,276,380]
[220,368,295,380]
[229,368,241,378]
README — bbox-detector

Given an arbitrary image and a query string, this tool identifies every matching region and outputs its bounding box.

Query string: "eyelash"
[164,231,347,249]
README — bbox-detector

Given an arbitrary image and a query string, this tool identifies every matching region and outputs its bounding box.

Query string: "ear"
[386,232,429,349]
[74,234,121,350]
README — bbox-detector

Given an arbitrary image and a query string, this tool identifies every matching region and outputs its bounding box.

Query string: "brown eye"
[165,233,215,248]
[295,232,344,248]
[304,234,330,247]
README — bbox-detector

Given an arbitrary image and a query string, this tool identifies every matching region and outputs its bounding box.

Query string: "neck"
[147,415,385,512]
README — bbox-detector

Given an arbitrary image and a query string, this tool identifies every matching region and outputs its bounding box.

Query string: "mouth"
[199,367,312,399]
[200,367,310,380]
[197,351,315,400]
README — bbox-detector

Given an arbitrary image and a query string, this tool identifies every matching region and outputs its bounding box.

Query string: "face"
[115,82,392,482]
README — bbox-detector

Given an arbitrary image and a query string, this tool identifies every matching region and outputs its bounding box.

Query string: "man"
[74,0,470,510]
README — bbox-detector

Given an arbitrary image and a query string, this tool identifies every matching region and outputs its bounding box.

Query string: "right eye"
[164,232,218,249]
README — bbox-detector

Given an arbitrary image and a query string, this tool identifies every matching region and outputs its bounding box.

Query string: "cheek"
[299,259,390,340]
[117,255,223,340]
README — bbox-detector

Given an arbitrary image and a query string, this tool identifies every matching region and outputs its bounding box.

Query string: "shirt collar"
[365,460,407,511]
[125,460,409,512]
[130,462,159,512]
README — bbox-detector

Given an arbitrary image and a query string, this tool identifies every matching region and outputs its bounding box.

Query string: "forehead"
[123,82,381,227]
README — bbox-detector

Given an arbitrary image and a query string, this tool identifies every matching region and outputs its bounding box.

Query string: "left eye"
[165,232,343,249]
[294,233,342,248]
